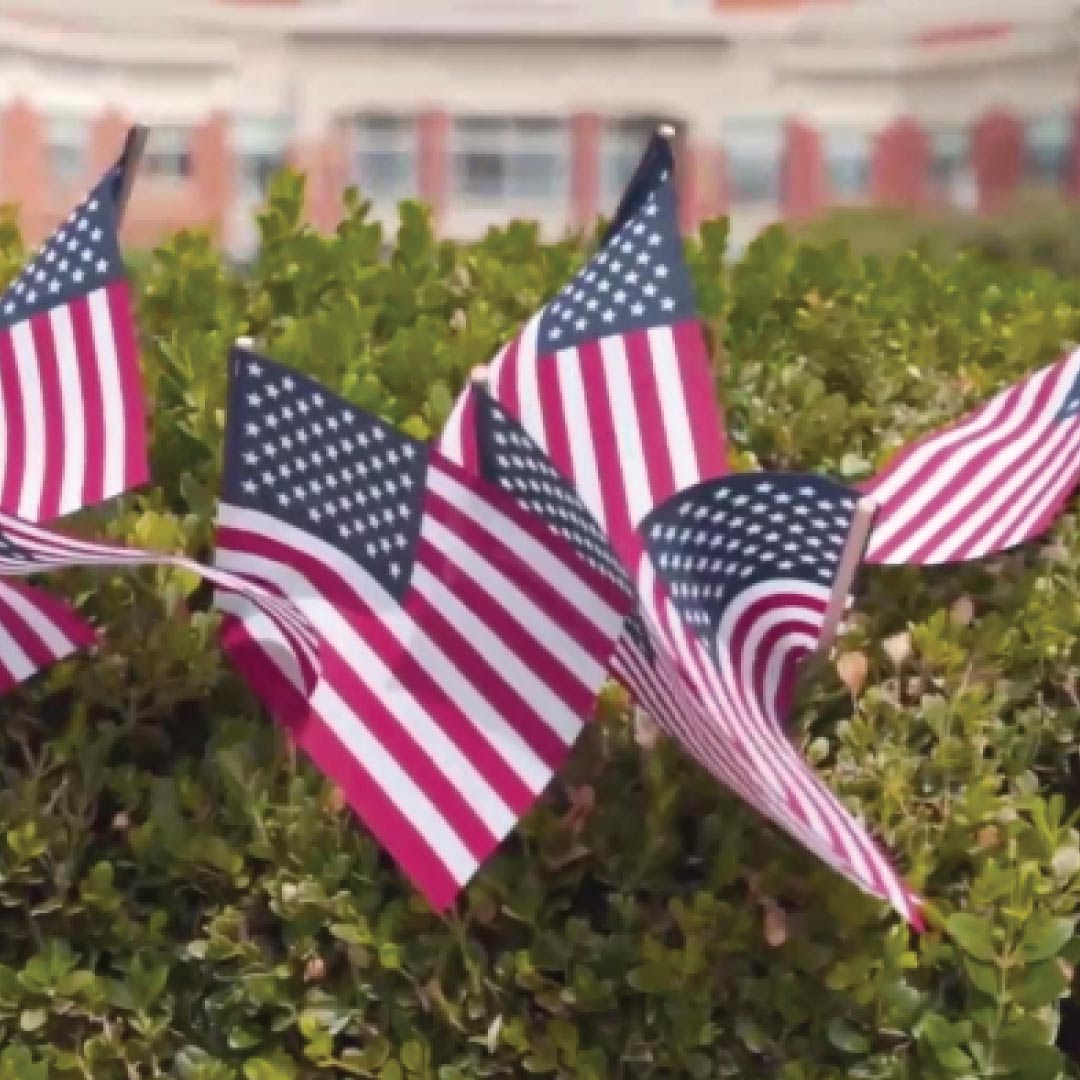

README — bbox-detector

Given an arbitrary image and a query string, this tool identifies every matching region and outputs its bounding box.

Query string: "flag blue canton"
[641,473,859,651]
[473,386,654,657]
[1056,365,1080,420]
[224,349,430,600]
[536,160,695,354]
[0,166,125,330]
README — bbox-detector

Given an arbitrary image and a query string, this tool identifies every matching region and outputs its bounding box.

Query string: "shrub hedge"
[1,174,1080,1079]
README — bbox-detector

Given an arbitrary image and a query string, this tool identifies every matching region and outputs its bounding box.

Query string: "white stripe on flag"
[88,287,125,499]
[50,306,86,517]
[10,321,46,520]
[650,326,698,492]
[601,334,653,528]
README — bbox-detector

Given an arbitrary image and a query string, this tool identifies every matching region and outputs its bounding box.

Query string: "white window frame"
[451,117,569,204]
[1025,113,1073,188]
[723,116,784,206]
[351,114,418,202]
[824,126,871,203]
[45,114,90,187]
[143,125,194,183]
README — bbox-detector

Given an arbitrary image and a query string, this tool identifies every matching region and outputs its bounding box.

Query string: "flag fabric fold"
[863,349,1080,565]
[212,346,631,909]
[0,130,149,522]
[472,385,922,925]
[0,507,321,700]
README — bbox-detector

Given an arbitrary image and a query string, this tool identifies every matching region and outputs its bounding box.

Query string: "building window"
[234,116,290,198]
[1025,113,1073,188]
[824,127,870,202]
[350,115,417,201]
[723,117,783,204]
[600,117,661,207]
[929,126,976,209]
[451,117,569,202]
[46,115,89,186]
[143,126,194,181]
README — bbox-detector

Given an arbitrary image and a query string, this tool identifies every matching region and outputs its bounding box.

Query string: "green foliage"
[1,171,1080,1076]
[795,190,1080,279]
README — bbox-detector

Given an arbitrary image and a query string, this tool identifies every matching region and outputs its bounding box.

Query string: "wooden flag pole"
[470,362,491,392]
[813,496,878,659]
[115,125,148,226]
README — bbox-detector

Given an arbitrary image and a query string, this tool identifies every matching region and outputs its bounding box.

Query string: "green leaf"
[827,1018,870,1054]
[243,1053,298,1080]
[19,1008,46,1033]
[1018,914,1075,963]
[946,914,997,961]
[1011,958,1070,1007]
[401,1041,424,1073]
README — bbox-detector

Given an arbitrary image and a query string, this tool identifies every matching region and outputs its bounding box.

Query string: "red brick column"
[682,140,725,228]
[872,117,929,206]
[192,112,231,240]
[569,111,602,230]
[291,134,347,231]
[972,109,1023,212]
[90,109,131,174]
[1068,109,1080,200]
[417,110,451,225]
[782,119,827,219]
[0,100,45,215]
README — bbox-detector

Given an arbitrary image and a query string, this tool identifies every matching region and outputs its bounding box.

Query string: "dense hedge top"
[1,174,1080,1079]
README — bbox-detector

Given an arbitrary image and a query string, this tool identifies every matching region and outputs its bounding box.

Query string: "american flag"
[0,580,96,695]
[0,135,148,523]
[438,132,727,564]
[863,349,1080,564]
[0,507,321,700]
[473,388,923,926]
[212,346,630,909]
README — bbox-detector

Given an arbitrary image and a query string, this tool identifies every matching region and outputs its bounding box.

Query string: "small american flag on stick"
[439,129,728,564]
[0,127,148,522]
[213,346,629,908]
[863,349,1080,564]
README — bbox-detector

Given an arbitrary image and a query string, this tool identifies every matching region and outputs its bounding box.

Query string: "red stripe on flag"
[0,332,26,516]
[624,329,676,504]
[494,336,521,420]
[30,314,64,522]
[673,321,728,482]
[577,339,636,560]
[535,352,575,491]
[69,296,106,507]
[106,281,149,491]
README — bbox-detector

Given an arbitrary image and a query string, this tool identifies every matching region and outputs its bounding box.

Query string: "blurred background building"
[0,0,1078,255]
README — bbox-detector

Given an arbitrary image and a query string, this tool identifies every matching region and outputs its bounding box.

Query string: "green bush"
[1,173,1080,1078]
[795,191,1080,279]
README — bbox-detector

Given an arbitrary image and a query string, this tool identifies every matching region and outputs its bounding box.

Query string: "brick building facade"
[0,0,1078,253]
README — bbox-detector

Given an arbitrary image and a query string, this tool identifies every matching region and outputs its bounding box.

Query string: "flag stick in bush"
[813,496,878,658]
